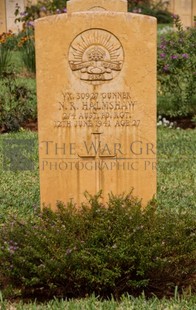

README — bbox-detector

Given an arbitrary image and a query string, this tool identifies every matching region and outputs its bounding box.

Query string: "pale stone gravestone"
[0,0,6,33]
[4,0,25,32]
[35,0,157,209]
[173,0,192,28]
[169,0,196,28]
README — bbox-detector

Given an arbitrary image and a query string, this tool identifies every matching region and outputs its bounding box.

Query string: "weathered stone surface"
[67,0,127,12]
[0,0,6,33]
[5,0,25,32]
[168,0,196,28]
[35,0,157,209]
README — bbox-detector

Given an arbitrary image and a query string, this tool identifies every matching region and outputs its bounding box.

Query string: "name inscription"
[55,91,140,128]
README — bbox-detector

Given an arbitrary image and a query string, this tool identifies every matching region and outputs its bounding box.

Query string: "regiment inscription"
[55,91,138,128]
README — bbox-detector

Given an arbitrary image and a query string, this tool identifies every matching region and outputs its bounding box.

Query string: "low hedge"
[0,193,195,300]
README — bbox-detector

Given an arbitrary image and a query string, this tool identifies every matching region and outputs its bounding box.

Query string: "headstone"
[67,0,127,12]
[169,0,196,28]
[35,0,157,209]
[0,0,6,33]
[194,1,196,26]
[175,0,192,28]
[25,0,38,4]
[5,0,24,32]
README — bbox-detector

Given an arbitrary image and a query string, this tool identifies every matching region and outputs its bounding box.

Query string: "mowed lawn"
[1,294,196,309]
[0,127,196,216]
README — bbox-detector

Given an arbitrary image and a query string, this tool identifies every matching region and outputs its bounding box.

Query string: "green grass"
[0,131,39,219]
[157,127,196,211]
[10,50,24,73]
[0,49,35,76]
[1,294,196,309]
[0,127,195,218]
[0,73,36,93]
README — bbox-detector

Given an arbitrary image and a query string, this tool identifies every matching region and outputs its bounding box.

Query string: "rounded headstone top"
[67,0,128,13]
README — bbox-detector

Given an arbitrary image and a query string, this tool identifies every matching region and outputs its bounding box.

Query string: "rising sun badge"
[68,29,124,85]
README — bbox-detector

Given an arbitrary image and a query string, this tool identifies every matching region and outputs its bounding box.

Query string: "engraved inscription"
[55,91,140,128]
[68,29,124,85]
[78,132,116,192]
[89,7,107,11]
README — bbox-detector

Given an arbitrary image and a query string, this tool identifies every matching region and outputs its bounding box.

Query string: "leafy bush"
[14,1,67,74]
[17,27,35,73]
[157,17,196,117]
[0,31,18,51]
[0,72,37,132]
[154,10,173,24]
[0,193,195,300]
[0,32,14,77]
[0,31,19,77]
[128,0,173,24]
[15,0,67,25]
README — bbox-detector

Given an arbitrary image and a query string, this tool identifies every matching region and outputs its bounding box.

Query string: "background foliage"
[158,17,196,118]
[17,27,35,73]
[15,0,67,25]
[15,0,173,24]
[0,31,14,77]
[0,73,36,132]
[128,0,173,24]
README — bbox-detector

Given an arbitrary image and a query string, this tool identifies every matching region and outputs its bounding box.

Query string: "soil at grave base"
[0,119,38,134]
[21,119,38,131]
[166,116,196,129]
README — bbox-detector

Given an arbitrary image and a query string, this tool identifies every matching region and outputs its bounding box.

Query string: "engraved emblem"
[68,29,124,85]
[88,7,107,11]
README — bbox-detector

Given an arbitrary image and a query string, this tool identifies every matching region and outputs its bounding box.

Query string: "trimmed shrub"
[0,72,37,132]
[0,193,195,300]
[157,16,196,118]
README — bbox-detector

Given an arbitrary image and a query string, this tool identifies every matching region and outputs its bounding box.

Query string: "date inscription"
[55,91,140,128]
